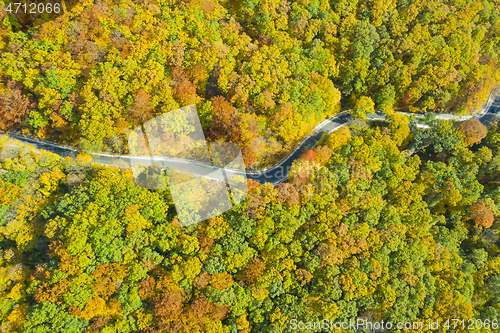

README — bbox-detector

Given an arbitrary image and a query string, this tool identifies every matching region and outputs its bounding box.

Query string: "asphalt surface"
[4,96,499,185]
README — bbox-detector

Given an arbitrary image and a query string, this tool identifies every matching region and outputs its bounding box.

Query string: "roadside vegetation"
[1,0,500,168]
[1,115,500,332]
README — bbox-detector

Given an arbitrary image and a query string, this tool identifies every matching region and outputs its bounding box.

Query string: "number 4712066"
[443,319,499,330]
[6,2,61,14]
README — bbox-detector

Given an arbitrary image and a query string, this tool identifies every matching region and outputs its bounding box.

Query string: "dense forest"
[1,0,500,167]
[2,0,500,331]
[1,113,500,332]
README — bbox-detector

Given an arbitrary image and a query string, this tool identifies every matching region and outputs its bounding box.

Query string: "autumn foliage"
[129,89,153,125]
[1,0,498,166]
[0,81,32,131]
[1,0,500,329]
[469,203,495,228]
[298,149,316,163]
[2,116,500,331]
[457,118,488,147]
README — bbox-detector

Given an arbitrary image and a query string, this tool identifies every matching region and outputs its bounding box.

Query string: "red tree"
[129,89,152,125]
[241,145,259,166]
[208,96,242,142]
[299,149,316,162]
[244,257,265,284]
[276,183,300,207]
[171,66,198,106]
[0,81,32,131]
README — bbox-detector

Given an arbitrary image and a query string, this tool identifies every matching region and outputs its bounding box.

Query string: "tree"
[171,66,199,106]
[457,118,488,147]
[469,203,494,228]
[313,145,333,165]
[326,126,351,150]
[129,89,153,125]
[208,96,242,143]
[271,102,293,130]
[423,112,436,124]
[243,257,265,284]
[352,21,380,60]
[0,81,32,131]
[387,112,411,148]
[352,96,375,119]
[3,0,500,330]
[76,152,92,163]
[295,269,313,285]
[374,84,396,108]
[299,150,316,162]
[275,183,300,207]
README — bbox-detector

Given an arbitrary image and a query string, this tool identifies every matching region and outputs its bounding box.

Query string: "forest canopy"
[1,0,500,331]
[0,114,500,332]
[0,0,499,167]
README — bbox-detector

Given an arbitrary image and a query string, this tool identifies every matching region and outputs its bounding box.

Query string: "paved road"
[475,95,500,125]
[4,96,499,185]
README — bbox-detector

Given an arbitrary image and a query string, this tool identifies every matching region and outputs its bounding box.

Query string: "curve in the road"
[4,95,499,185]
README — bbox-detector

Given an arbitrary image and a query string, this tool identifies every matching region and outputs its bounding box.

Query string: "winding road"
[4,95,500,185]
